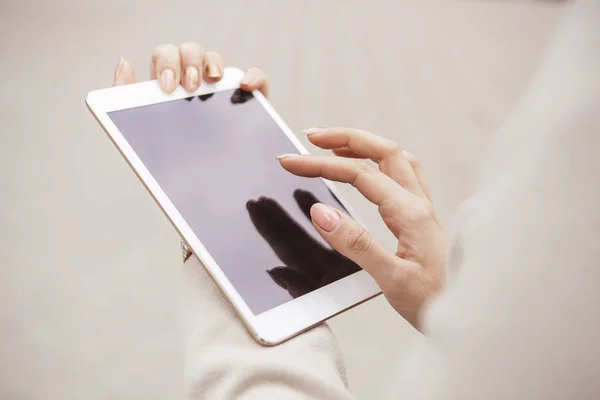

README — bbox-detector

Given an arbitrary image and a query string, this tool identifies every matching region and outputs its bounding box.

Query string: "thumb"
[309,203,397,285]
[113,57,136,86]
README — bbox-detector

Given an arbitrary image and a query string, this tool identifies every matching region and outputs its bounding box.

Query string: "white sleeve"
[179,256,355,400]
[386,0,600,398]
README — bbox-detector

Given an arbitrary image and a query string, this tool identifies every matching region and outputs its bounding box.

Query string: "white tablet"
[86,67,381,345]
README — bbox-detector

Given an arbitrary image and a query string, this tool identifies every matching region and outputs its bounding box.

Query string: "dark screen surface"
[108,89,359,314]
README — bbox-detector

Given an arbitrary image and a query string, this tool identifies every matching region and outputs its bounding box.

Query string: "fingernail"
[207,63,222,79]
[160,68,176,92]
[304,128,323,136]
[276,154,297,160]
[310,203,340,232]
[114,57,124,82]
[185,65,199,90]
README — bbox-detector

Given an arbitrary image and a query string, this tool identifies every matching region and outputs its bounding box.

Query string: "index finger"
[278,154,411,208]
[306,127,424,197]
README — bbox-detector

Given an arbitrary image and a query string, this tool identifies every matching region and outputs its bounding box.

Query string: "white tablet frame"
[86,67,381,345]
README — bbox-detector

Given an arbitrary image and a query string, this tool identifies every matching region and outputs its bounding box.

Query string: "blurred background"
[0,0,565,398]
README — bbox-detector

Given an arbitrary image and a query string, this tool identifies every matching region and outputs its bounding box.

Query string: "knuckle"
[346,228,372,256]
[350,159,377,186]
[405,199,435,222]
[353,159,376,173]
[385,197,434,228]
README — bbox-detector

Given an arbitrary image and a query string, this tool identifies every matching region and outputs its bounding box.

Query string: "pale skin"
[113,42,447,329]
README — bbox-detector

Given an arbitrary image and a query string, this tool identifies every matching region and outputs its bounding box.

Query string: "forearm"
[179,256,355,400]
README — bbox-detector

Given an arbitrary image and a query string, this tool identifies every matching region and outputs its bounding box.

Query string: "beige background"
[0,1,564,398]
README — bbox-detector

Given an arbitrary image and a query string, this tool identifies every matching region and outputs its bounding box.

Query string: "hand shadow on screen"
[183,89,251,104]
[184,93,214,102]
[230,88,254,105]
[246,190,361,298]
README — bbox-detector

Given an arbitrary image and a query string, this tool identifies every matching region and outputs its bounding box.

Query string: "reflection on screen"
[108,89,360,314]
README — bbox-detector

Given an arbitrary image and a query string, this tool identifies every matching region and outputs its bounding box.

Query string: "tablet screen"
[108,89,360,314]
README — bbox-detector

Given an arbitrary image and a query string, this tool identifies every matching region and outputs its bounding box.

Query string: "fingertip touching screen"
[108,89,360,314]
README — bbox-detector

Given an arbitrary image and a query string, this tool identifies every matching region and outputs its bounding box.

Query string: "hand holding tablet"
[88,43,446,344]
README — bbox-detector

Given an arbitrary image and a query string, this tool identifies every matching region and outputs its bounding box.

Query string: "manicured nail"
[160,68,176,92]
[207,63,222,79]
[276,154,297,160]
[310,203,341,232]
[185,65,199,90]
[114,57,124,82]
[304,128,324,135]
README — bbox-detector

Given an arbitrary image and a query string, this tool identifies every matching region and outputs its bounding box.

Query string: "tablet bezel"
[86,67,381,345]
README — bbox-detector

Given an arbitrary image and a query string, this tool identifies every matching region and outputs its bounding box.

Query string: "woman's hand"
[278,128,448,329]
[112,42,268,97]
[110,43,445,329]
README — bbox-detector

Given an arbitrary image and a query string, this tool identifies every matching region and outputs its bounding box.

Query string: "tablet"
[86,67,380,345]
